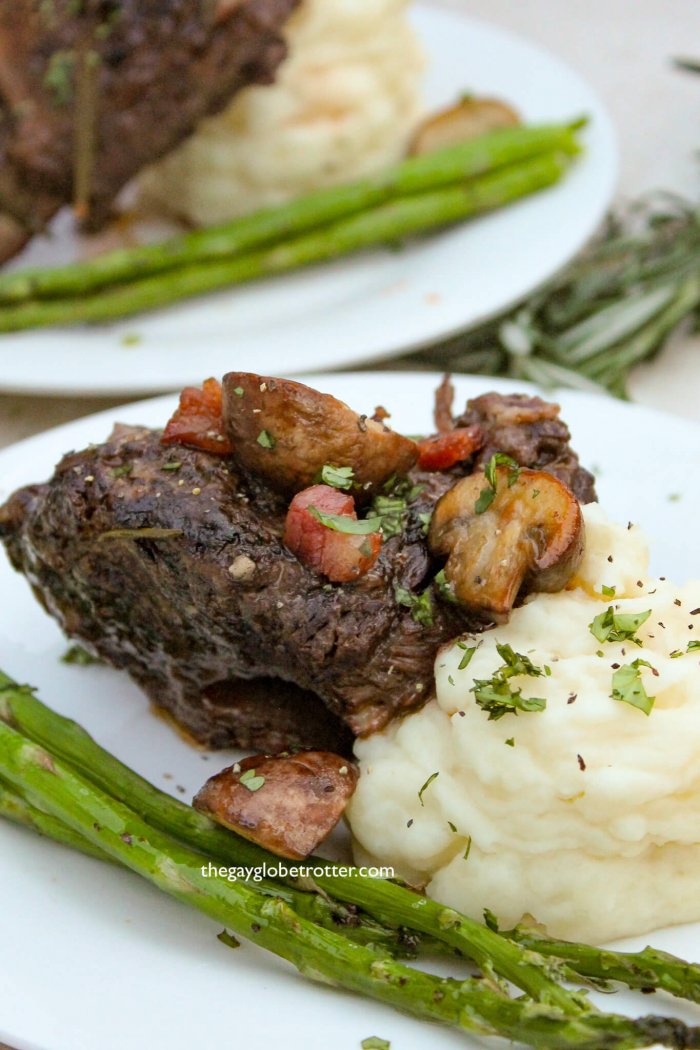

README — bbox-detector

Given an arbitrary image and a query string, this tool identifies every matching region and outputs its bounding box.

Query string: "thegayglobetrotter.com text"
[201,861,395,882]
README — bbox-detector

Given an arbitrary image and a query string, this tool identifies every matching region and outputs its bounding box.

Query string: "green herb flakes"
[394,584,434,626]
[611,659,656,715]
[471,643,547,721]
[361,1038,390,1050]
[108,463,132,479]
[317,464,355,490]
[457,642,478,671]
[447,820,457,833]
[463,836,472,861]
[670,640,700,658]
[418,771,439,806]
[589,606,651,645]
[601,584,616,598]
[256,430,276,449]
[120,332,142,347]
[475,452,521,514]
[367,494,407,539]
[217,930,241,949]
[61,644,102,666]
[310,507,381,536]
[239,768,266,792]
[161,461,182,472]
[505,737,515,747]
[232,386,245,397]
[418,510,432,534]
[434,568,457,604]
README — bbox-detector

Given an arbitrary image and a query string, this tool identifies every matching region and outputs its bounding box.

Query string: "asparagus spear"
[0,774,446,961]
[0,777,111,862]
[0,151,573,332]
[509,926,700,1005]
[4,674,700,1011]
[0,122,581,305]
[3,716,700,1049]
[0,672,586,1013]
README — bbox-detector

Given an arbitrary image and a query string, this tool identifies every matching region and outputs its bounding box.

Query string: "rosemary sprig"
[399,196,700,396]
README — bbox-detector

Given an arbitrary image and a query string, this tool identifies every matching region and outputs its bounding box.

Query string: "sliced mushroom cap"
[221,372,418,496]
[193,750,359,860]
[410,97,520,156]
[429,466,584,622]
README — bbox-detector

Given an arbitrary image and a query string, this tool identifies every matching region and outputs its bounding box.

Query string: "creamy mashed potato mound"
[139,0,424,224]
[348,505,700,943]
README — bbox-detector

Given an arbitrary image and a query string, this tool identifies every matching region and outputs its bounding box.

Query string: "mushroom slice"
[222,372,418,496]
[429,466,584,622]
[193,750,359,860]
[410,97,520,156]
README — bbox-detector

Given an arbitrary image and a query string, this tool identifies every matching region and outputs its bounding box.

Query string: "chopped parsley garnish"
[611,659,656,715]
[589,606,651,645]
[447,820,457,833]
[61,644,102,666]
[317,464,355,490]
[418,771,439,806]
[505,737,515,747]
[475,453,521,514]
[434,568,457,604]
[418,510,432,535]
[217,930,241,949]
[361,1039,390,1050]
[239,768,266,792]
[463,836,472,861]
[394,584,434,626]
[670,640,700,658]
[601,584,616,598]
[108,463,132,479]
[457,641,478,670]
[161,461,182,472]
[471,643,547,721]
[367,494,408,539]
[256,430,276,449]
[367,475,426,538]
[232,386,245,397]
[309,507,381,536]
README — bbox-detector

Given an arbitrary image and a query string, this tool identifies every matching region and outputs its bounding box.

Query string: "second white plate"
[0,5,617,397]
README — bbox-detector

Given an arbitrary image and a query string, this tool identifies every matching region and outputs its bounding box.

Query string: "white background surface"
[1,0,699,437]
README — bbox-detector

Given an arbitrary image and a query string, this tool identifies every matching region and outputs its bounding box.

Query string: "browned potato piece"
[193,750,359,860]
[429,467,584,622]
[410,97,520,156]
[222,372,418,495]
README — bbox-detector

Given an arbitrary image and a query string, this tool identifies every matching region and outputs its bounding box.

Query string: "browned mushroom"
[193,750,359,860]
[221,373,418,496]
[429,466,584,622]
[410,97,520,156]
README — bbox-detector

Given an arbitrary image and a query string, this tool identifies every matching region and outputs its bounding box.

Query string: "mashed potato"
[138,0,424,225]
[348,504,700,943]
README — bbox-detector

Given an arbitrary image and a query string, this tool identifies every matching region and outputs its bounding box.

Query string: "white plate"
[0,5,617,397]
[1,372,700,1050]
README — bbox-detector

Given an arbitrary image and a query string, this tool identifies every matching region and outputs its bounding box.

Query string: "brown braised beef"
[0,377,595,754]
[0,0,299,262]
